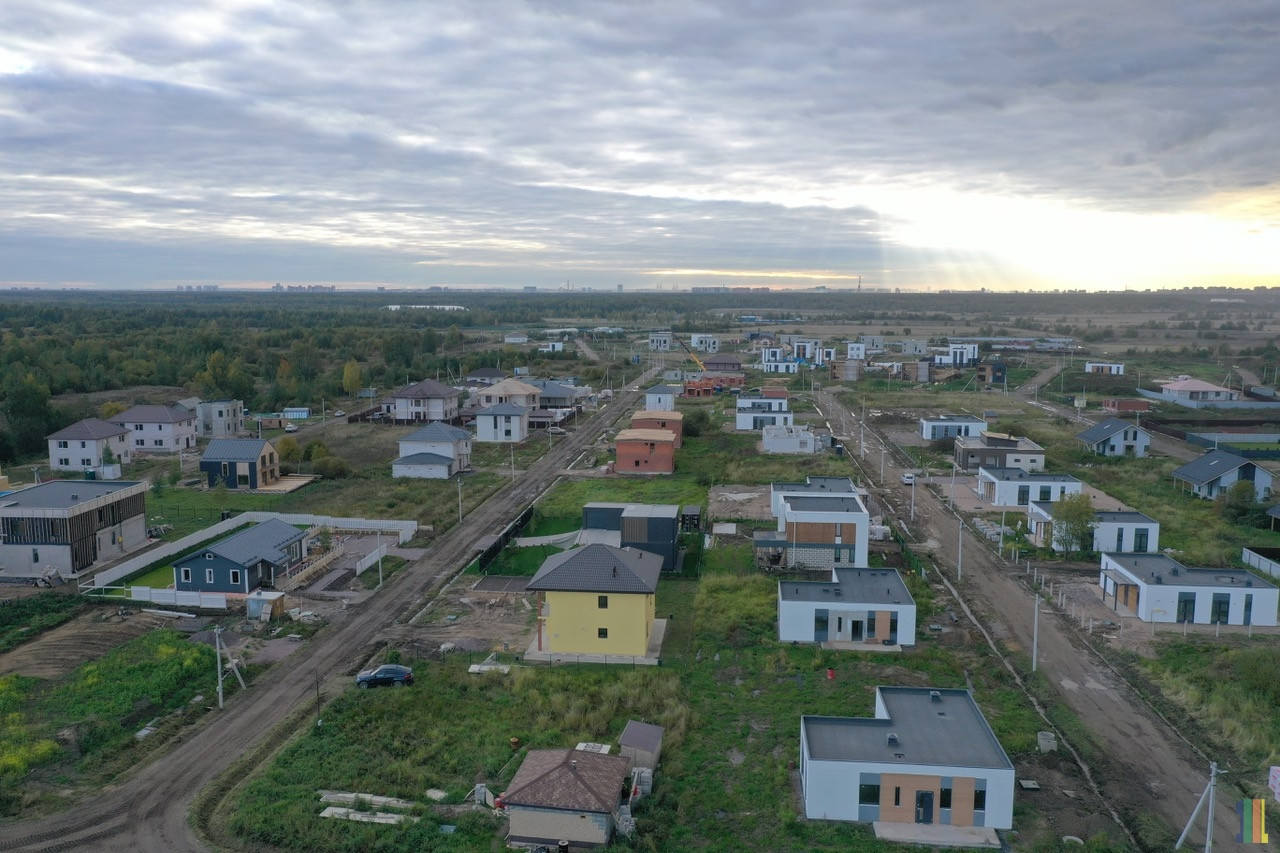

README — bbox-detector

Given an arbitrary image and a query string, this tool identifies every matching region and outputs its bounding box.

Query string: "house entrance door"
[914,791,934,824]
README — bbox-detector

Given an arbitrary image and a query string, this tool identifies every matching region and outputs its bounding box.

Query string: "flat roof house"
[194,399,247,437]
[1099,553,1278,626]
[580,503,680,570]
[0,480,148,575]
[1171,450,1273,501]
[779,568,916,647]
[526,544,662,657]
[174,518,306,595]
[502,748,634,850]
[800,687,1014,830]
[755,491,870,572]
[955,431,1044,472]
[619,720,664,771]
[769,476,859,517]
[47,417,132,474]
[1077,418,1150,458]
[736,397,793,431]
[762,424,818,454]
[200,438,280,490]
[919,414,986,441]
[644,385,679,411]
[111,404,197,454]
[976,468,1082,508]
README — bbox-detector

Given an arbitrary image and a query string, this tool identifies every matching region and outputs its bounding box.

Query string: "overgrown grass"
[0,592,88,653]
[483,545,558,577]
[358,555,408,590]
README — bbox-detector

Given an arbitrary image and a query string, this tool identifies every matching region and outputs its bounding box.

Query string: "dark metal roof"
[646,384,679,394]
[526,544,662,594]
[1077,417,1141,444]
[502,748,631,812]
[803,687,1012,769]
[199,518,305,568]
[401,422,470,442]
[201,438,271,463]
[46,417,129,441]
[392,452,453,467]
[784,495,868,514]
[1104,552,1277,589]
[0,480,144,510]
[392,378,458,399]
[476,402,529,416]
[1171,449,1252,485]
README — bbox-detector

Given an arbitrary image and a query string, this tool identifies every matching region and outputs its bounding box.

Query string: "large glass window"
[858,784,880,805]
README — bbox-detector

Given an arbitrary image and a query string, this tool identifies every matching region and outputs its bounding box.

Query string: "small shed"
[680,505,701,533]
[245,589,287,621]
[619,720,664,770]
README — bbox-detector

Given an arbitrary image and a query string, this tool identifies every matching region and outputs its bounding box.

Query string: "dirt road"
[0,371,658,853]
[819,388,1257,852]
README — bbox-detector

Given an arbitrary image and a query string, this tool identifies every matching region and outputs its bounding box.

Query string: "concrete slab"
[873,821,1002,849]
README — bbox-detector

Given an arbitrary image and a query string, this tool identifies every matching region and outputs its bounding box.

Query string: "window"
[205,552,214,559]
[1115,528,1124,551]
[136,439,145,447]
[80,441,86,448]
[58,457,69,466]
[893,786,901,807]
[1016,485,1029,505]
[134,424,143,431]
[1134,529,1149,553]
[57,440,68,448]
[940,787,952,808]
[154,439,163,446]
[1038,486,1051,501]
[206,568,214,584]
[833,549,840,563]
[858,784,880,806]
[230,570,241,586]
[597,595,608,609]
[973,789,986,811]
[81,458,92,466]
[32,549,39,563]
[597,628,608,639]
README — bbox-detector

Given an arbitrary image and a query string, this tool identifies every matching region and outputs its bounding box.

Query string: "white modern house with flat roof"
[976,468,1081,508]
[779,568,916,647]
[1084,362,1125,375]
[0,480,148,575]
[736,397,793,430]
[1099,553,1278,626]
[919,414,987,441]
[800,687,1014,831]
[1028,504,1159,555]
[1077,418,1150,458]
[769,476,859,517]
[955,432,1045,472]
[648,330,672,351]
[689,333,720,352]
[755,486,869,572]
[761,424,818,454]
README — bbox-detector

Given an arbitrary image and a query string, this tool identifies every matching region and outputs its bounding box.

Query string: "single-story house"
[1028,504,1159,554]
[47,417,132,474]
[1171,450,1273,501]
[392,421,472,478]
[173,518,306,594]
[976,468,1082,507]
[1084,362,1125,375]
[1157,377,1239,403]
[466,367,508,385]
[702,353,742,372]
[1077,418,1151,458]
[778,568,916,647]
[919,414,986,441]
[615,429,676,474]
[0,480,148,575]
[955,432,1045,472]
[475,403,530,443]
[503,332,529,344]
[800,687,1015,829]
[1099,553,1278,626]
[502,748,633,849]
[1103,398,1150,413]
[199,438,280,490]
[762,424,818,454]
[526,543,662,656]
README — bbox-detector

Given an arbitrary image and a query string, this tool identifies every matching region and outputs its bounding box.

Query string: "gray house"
[173,518,306,594]
[1077,418,1150,458]
[200,438,280,490]
[1171,450,1273,501]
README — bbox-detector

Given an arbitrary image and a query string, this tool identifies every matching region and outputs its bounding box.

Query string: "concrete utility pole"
[957,524,964,580]
[910,477,916,521]
[457,478,463,524]
[1175,761,1222,851]
[214,626,224,709]
[1032,598,1039,672]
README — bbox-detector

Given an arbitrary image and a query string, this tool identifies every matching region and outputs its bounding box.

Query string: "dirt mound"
[0,608,168,678]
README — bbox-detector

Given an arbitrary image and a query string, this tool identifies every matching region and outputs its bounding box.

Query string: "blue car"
[355,664,414,689]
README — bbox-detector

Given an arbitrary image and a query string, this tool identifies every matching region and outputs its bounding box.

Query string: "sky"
[1,1,1278,292]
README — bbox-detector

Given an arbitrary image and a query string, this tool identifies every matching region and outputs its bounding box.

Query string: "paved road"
[819,385,1254,852]
[0,371,658,853]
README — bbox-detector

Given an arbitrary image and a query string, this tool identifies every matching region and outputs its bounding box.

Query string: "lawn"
[0,592,89,654]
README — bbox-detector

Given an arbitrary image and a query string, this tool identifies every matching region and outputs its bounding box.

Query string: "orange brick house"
[630,411,684,448]
[615,428,676,474]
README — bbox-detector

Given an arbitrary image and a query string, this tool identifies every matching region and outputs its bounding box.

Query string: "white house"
[1028,504,1159,554]
[754,487,870,572]
[778,568,916,647]
[648,330,672,351]
[1099,553,1278,626]
[1084,362,1125,376]
[392,421,472,479]
[846,342,867,360]
[47,418,131,475]
[473,378,541,410]
[1171,450,1273,501]
[382,379,461,423]
[793,339,823,363]
[645,384,679,411]
[194,399,246,437]
[689,333,720,353]
[758,347,801,373]
[736,397,793,431]
[474,402,529,443]
[762,425,818,454]
[537,341,565,353]
[859,334,885,351]
[1077,418,1151,458]
[503,332,529,344]
[111,405,197,454]
[1157,377,1239,403]
[954,432,1045,472]
[919,414,986,441]
[800,687,1015,831]
[976,468,1082,507]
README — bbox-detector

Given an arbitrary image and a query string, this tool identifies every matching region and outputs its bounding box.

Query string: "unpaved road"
[0,371,657,853]
[820,386,1261,852]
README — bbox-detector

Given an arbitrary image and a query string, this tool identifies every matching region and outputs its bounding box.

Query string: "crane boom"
[677,339,707,371]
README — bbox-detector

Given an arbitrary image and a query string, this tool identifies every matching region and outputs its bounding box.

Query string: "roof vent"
[929,690,942,702]
[1155,575,1164,584]
[887,733,899,746]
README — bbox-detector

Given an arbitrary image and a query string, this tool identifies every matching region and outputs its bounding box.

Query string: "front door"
[915,790,934,824]
[813,609,828,642]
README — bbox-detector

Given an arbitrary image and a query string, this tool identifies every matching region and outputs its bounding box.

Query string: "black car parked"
[355,664,414,689]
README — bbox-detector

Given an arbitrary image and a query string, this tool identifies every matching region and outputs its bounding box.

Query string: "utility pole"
[510,444,516,481]
[1175,762,1223,851]
[214,626,224,709]
[1032,598,1039,672]
[457,478,463,524]
[910,477,916,522]
[957,524,964,580]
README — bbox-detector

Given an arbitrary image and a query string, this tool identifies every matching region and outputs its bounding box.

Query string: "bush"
[312,456,351,479]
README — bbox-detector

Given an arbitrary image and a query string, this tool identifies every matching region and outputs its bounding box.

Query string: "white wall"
[392,460,453,479]
[779,595,916,645]
[476,412,528,442]
[1100,556,1279,626]
[982,475,1081,506]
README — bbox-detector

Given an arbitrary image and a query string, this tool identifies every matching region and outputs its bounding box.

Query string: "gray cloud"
[0,0,1276,288]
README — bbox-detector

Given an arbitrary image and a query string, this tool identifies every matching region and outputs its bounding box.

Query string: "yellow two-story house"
[526,544,662,656]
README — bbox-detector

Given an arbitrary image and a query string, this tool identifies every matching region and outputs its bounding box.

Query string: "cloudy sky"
[1,1,1278,291]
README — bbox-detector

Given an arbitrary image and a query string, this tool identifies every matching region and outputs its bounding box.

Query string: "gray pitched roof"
[47,417,129,441]
[476,402,528,416]
[402,422,470,442]
[502,748,630,812]
[197,519,304,568]
[392,452,453,467]
[201,438,271,463]
[467,367,507,378]
[646,384,679,394]
[1171,449,1251,485]
[113,404,194,424]
[526,544,662,594]
[393,378,458,399]
[1077,417,1140,444]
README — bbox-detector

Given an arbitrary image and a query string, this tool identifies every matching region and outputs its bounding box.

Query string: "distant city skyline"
[1,2,1277,292]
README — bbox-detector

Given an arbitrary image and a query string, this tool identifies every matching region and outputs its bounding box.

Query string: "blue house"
[200,438,280,490]
[173,519,306,594]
